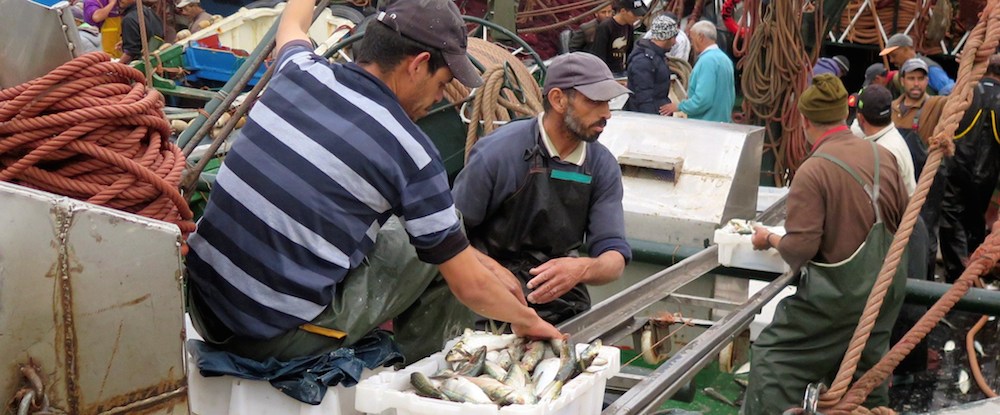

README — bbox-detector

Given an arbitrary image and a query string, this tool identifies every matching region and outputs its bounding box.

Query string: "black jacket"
[624,39,672,114]
[951,78,1000,184]
[121,3,164,59]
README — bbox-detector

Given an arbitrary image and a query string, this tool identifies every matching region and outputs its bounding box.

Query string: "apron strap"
[812,141,882,223]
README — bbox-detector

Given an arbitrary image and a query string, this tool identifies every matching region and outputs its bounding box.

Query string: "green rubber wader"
[742,143,908,414]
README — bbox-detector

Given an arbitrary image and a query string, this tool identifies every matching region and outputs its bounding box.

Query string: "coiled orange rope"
[0,52,195,239]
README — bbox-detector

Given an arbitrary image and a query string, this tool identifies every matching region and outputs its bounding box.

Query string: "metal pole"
[602,270,799,414]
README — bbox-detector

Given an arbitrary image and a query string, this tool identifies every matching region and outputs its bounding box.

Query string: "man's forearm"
[579,250,625,285]
[440,247,539,327]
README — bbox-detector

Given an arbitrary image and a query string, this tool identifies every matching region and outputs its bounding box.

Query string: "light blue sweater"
[679,46,736,123]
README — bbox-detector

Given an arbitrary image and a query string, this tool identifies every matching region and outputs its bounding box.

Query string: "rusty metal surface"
[0,182,187,414]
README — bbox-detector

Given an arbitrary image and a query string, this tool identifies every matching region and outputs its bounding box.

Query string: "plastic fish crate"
[354,343,621,415]
[715,226,791,274]
[183,45,267,85]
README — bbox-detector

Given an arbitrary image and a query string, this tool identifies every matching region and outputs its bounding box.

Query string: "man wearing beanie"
[743,74,908,414]
[624,14,677,114]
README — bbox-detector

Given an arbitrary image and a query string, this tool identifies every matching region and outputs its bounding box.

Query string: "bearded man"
[452,52,632,324]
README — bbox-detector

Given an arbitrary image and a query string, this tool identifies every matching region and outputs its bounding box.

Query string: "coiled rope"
[0,52,195,238]
[798,0,1000,413]
[443,38,544,160]
[739,0,814,184]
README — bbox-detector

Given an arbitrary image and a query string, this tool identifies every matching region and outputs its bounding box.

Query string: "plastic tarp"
[0,0,82,88]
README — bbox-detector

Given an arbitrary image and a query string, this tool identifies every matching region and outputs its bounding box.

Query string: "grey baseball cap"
[863,63,888,87]
[377,0,483,88]
[880,33,914,56]
[543,52,632,101]
[900,58,929,75]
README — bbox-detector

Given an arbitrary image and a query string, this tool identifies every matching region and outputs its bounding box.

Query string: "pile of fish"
[408,329,607,406]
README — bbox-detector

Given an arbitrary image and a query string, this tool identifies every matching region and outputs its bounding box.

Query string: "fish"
[974,340,985,357]
[464,332,519,352]
[704,387,738,407]
[503,362,530,390]
[577,339,603,372]
[957,370,971,394]
[496,349,514,370]
[538,378,564,402]
[455,346,487,377]
[440,376,493,404]
[521,340,546,372]
[484,360,508,381]
[464,375,535,405]
[486,350,500,363]
[445,329,474,363]
[532,357,562,393]
[555,353,577,383]
[410,372,448,400]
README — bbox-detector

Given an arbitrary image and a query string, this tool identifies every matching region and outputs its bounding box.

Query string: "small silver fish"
[532,357,561,393]
[496,349,514,370]
[410,372,448,400]
[484,360,508,381]
[957,370,971,394]
[464,375,534,405]
[538,378,563,402]
[440,376,493,404]
[521,340,546,372]
[503,361,530,389]
[704,387,737,407]
[456,346,487,376]
[578,339,603,372]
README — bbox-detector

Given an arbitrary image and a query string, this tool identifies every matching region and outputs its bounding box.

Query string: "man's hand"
[659,102,680,116]
[526,257,592,304]
[511,315,564,340]
[476,251,527,306]
[751,226,772,250]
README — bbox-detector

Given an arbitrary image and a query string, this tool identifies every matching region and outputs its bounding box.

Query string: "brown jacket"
[891,94,946,143]
[778,130,909,270]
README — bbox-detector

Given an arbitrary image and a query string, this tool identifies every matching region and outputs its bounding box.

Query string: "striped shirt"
[186,41,468,339]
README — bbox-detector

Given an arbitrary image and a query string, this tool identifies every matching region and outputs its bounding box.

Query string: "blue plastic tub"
[183,45,266,86]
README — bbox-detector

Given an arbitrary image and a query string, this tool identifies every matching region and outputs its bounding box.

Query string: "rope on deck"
[0,52,195,240]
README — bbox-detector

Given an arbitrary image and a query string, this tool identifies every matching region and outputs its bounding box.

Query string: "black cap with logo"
[376,0,483,88]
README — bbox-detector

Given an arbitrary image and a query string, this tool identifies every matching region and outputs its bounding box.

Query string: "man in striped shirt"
[187,0,561,363]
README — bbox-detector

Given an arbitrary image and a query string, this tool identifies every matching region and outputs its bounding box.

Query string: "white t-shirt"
[855,122,917,196]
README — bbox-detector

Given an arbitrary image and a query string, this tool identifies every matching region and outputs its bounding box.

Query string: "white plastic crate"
[185,315,381,415]
[354,343,621,415]
[714,225,791,274]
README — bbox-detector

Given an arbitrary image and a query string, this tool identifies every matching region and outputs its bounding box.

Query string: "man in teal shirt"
[660,21,735,122]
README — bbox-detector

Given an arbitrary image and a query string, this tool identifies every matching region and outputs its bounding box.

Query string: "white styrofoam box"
[757,186,790,213]
[354,343,621,415]
[185,315,380,415]
[714,226,791,273]
[747,280,797,341]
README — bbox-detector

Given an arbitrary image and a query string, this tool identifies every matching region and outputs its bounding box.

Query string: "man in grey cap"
[881,33,955,94]
[892,57,948,281]
[187,0,562,364]
[453,52,632,325]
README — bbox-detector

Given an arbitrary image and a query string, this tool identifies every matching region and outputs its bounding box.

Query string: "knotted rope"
[444,38,543,160]
[0,52,195,239]
[803,1,1000,413]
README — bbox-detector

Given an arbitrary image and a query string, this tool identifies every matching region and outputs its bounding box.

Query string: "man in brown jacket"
[893,58,947,280]
[742,74,909,414]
